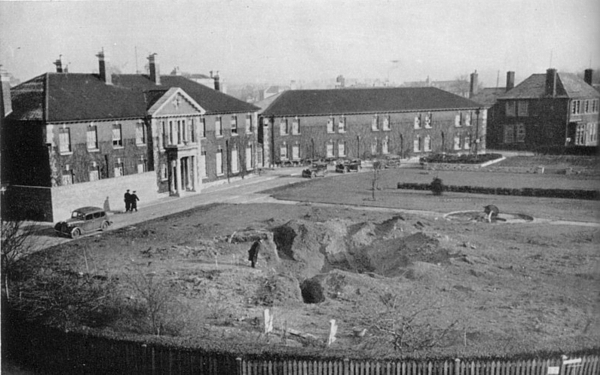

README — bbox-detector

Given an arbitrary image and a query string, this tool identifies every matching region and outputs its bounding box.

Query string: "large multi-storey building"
[1,52,259,222]
[259,87,486,166]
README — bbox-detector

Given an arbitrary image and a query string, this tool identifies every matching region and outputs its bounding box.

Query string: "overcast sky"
[1,0,599,87]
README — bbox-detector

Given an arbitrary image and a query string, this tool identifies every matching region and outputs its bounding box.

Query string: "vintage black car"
[54,206,112,238]
[302,163,328,178]
[335,159,362,173]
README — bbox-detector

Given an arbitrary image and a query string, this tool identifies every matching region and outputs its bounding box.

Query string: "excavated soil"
[20,202,600,357]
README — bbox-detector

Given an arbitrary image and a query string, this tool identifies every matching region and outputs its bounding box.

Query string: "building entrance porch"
[166,147,202,197]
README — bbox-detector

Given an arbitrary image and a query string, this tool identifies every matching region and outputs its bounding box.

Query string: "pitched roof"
[8,72,258,122]
[261,87,482,117]
[470,87,507,107]
[499,72,600,100]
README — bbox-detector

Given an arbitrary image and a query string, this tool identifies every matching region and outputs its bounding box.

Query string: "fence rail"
[5,321,599,375]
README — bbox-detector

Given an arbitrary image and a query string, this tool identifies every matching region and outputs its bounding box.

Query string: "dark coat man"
[131,191,140,212]
[124,190,132,212]
[248,239,263,268]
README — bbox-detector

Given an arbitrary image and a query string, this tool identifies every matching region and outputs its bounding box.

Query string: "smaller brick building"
[259,87,486,166]
[485,69,599,153]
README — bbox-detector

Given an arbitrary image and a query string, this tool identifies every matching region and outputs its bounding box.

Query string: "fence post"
[236,357,243,375]
[454,359,460,375]
[343,358,350,375]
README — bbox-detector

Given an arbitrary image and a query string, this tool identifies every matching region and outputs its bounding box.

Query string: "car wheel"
[101,221,109,231]
[71,228,81,239]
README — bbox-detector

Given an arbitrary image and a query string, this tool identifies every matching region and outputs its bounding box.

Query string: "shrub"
[430,178,444,196]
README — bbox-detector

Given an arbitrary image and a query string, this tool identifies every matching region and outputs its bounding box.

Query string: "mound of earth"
[271,216,454,280]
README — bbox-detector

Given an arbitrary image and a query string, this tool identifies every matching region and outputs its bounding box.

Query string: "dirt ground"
[28,184,600,358]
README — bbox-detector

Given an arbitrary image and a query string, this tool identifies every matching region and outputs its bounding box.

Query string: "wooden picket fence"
[237,356,599,375]
[5,320,600,374]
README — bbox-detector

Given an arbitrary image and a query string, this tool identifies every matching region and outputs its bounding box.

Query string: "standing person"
[124,190,131,212]
[131,191,140,212]
[248,239,262,268]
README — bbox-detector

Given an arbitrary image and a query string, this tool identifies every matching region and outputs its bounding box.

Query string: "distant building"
[259,87,486,167]
[1,52,259,222]
[484,68,599,152]
[402,76,471,98]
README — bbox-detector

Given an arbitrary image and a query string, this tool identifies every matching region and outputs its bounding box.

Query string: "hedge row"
[420,153,503,165]
[397,183,600,200]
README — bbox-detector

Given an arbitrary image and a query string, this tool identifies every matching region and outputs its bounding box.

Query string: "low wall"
[51,172,165,222]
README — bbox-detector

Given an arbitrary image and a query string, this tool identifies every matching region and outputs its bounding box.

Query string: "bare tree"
[371,160,383,201]
[1,219,45,300]
[361,293,459,353]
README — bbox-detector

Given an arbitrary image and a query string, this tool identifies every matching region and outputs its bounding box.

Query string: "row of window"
[59,123,147,154]
[571,99,599,115]
[413,133,473,152]
[60,157,148,185]
[276,112,475,137]
[159,143,256,181]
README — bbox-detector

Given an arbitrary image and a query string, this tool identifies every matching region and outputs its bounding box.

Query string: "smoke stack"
[214,71,220,91]
[148,53,161,85]
[545,68,557,97]
[53,56,63,73]
[469,70,479,98]
[96,50,112,85]
[0,68,12,118]
[506,71,515,92]
[584,69,593,86]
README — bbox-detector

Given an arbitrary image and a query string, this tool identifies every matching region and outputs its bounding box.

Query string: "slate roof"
[261,87,482,117]
[499,73,600,100]
[470,87,507,107]
[8,72,258,122]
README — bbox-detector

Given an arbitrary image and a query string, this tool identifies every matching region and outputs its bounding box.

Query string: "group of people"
[124,189,140,213]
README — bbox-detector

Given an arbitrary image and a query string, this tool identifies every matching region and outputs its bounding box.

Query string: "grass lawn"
[265,169,600,223]
[491,155,600,170]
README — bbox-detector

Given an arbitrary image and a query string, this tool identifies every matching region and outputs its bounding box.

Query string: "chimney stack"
[148,53,161,85]
[469,70,479,98]
[545,68,557,97]
[0,67,13,119]
[584,69,593,86]
[213,71,220,91]
[54,55,63,73]
[96,50,112,85]
[506,71,515,92]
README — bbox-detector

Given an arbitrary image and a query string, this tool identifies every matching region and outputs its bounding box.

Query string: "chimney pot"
[584,69,593,86]
[53,56,63,73]
[506,71,515,92]
[214,71,220,91]
[96,50,113,85]
[545,68,557,97]
[148,53,161,85]
[469,70,479,98]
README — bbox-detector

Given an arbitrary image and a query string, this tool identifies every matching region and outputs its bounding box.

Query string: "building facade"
[1,52,259,222]
[486,69,599,152]
[259,87,486,166]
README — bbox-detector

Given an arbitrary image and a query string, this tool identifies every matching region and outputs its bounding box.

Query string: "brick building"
[1,52,259,222]
[259,87,486,166]
[485,68,599,152]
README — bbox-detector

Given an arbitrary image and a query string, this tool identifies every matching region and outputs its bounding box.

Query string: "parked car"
[335,159,362,173]
[54,206,112,238]
[302,163,328,178]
